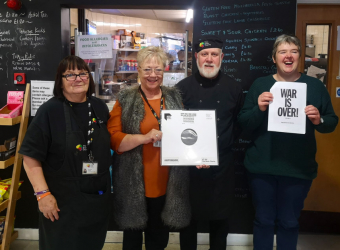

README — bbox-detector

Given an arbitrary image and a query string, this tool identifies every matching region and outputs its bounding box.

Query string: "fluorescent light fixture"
[186,9,193,23]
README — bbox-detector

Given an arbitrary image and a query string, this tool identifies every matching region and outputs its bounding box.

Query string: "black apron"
[39,101,112,250]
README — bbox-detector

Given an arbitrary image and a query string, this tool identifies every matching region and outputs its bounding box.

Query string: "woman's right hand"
[38,194,60,222]
[258,92,273,111]
[143,129,162,144]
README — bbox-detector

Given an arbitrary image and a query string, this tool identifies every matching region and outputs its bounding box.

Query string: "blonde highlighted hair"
[137,46,168,68]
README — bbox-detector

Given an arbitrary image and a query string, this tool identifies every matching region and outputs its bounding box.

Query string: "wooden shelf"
[0,116,21,126]
[0,192,21,213]
[0,158,15,169]
[0,231,18,248]
[0,84,30,250]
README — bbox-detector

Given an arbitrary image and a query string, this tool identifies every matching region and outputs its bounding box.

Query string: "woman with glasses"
[107,46,190,250]
[19,55,112,250]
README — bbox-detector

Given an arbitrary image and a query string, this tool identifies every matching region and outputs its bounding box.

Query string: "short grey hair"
[272,34,301,60]
[137,46,168,68]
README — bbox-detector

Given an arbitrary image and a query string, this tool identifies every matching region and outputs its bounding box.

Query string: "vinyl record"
[181,129,198,145]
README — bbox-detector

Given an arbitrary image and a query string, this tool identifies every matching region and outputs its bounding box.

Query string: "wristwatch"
[319,117,324,125]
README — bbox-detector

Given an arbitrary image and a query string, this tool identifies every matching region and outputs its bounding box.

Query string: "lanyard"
[65,98,97,161]
[139,86,163,130]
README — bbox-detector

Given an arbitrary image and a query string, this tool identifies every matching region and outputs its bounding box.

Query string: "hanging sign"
[77,34,113,59]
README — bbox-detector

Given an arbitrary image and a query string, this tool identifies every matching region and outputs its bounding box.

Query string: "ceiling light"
[186,9,193,23]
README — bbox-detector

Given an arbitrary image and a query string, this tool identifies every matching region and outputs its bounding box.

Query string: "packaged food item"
[0,91,24,118]
[0,137,17,161]
[0,186,8,203]
[0,179,23,200]
[0,178,11,183]
[0,216,15,243]
[0,216,5,243]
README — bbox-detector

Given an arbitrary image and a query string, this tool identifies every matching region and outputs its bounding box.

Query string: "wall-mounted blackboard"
[0,0,69,229]
[0,1,67,108]
[193,0,297,233]
[193,0,296,90]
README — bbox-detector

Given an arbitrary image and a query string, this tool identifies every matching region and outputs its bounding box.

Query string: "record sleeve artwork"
[181,129,198,145]
[161,110,218,166]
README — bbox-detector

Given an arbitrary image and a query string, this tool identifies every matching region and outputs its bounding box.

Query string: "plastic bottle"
[129,60,134,71]
[118,59,122,71]
[124,60,128,71]
[134,60,138,71]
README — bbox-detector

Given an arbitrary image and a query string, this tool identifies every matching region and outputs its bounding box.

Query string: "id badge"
[153,140,161,147]
[82,161,98,175]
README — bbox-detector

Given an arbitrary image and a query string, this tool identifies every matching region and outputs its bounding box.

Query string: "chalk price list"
[197,0,294,83]
[0,10,49,76]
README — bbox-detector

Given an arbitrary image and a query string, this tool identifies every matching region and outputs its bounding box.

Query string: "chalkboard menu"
[0,1,63,108]
[193,0,297,91]
[0,1,66,229]
[193,0,296,233]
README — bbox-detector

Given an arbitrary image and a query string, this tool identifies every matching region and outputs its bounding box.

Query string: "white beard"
[196,60,221,79]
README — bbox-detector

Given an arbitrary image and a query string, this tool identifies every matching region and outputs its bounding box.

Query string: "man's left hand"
[196,165,210,169]
[305,105,321,125]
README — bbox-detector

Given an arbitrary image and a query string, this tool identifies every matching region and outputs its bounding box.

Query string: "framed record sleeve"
[161,110,218,166]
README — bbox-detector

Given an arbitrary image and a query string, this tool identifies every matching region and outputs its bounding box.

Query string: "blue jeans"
[248,173,312,250]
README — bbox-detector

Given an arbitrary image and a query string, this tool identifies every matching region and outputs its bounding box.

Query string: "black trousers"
[123,195,169,250]
[180,219,229,250]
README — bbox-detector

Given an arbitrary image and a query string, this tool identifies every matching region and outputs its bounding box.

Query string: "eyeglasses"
[140,68,163,76]
[62,72,89,81]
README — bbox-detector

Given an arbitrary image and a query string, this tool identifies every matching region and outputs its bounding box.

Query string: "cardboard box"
[117,29,131,36]
[0,137,17,161]
[0,91,24,118]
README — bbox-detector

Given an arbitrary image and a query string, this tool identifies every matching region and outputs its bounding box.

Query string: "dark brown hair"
[53,55,95,98]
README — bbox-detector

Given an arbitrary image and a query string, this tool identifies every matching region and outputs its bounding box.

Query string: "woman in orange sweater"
[107,46,190,250]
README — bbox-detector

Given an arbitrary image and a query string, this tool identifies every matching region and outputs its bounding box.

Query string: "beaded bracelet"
[37,192,51,201]
[34,189,49,196]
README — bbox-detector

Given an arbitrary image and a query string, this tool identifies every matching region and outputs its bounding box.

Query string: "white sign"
[31,81,54,116]
[268,81,307,134]
[161,110,218,166]
[163,73,186,87]
[77,34,113,59]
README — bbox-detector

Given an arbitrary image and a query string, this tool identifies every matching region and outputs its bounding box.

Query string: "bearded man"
[176,37,244,250]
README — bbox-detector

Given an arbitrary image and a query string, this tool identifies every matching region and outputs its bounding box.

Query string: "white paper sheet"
[268,81,307,134]
[31,80,54,116]
[77,34,113,59]
[161,110,218,166]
